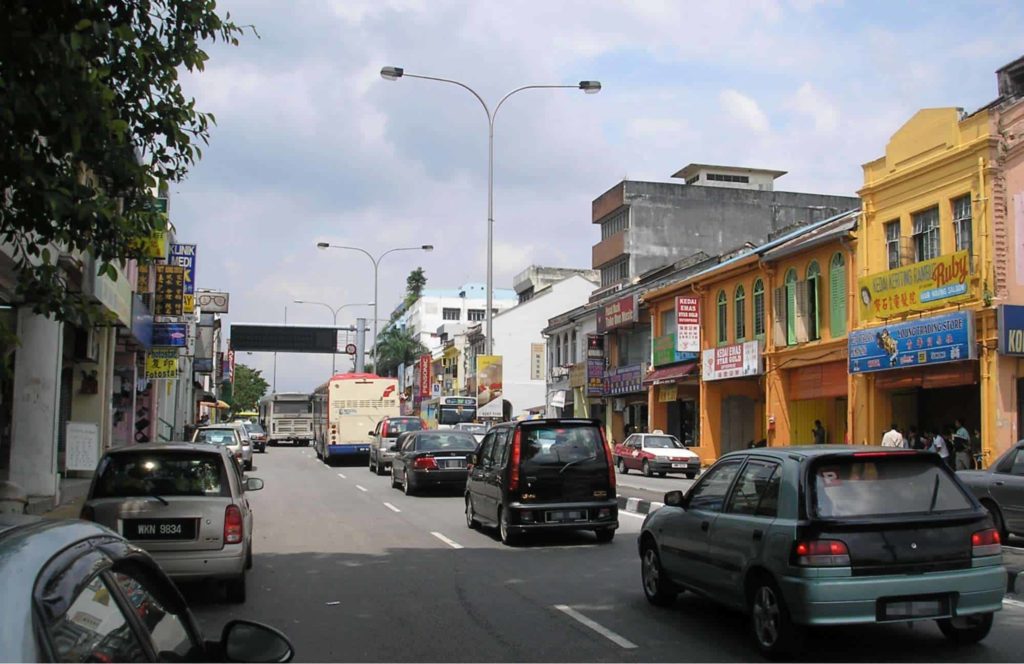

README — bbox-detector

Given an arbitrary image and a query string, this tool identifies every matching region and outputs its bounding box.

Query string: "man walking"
[881,423,904,448]
[931,430,952,468]
[812,420,827,445]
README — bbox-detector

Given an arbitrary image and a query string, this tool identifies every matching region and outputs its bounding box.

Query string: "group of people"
[881,418,980,469]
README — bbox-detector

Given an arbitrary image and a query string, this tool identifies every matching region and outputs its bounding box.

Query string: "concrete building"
[392,283,517,353]
[513,266,599,303]
[590,163,860,288]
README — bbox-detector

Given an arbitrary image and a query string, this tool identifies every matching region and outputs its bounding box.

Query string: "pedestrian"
[905,426,921,450]
[931,429,952,468]
[881,423,904,448]
[812,420,827,445]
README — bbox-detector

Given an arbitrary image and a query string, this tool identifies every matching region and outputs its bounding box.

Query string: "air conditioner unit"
[73,327,102,363]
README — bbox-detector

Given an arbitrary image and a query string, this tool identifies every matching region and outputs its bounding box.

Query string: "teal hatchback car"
[639,446,1006,658]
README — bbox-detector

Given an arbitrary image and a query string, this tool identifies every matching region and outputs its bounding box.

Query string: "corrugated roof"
[761,211,859,262]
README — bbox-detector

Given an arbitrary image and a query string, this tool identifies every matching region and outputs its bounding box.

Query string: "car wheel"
[686,472,697,480]
[403,470,415,496]
[640,541,677,606]
[226,573,247,604]
[245,543,253,570]
[658,472,667,477]
[302,440,310,447]
[937,612,994,645]
[465,495,479,529]
[642,460,652,477]
[499,507,520,546]
[376,457,387,476]
[749,576,804,659]
[390,466,400,489]
[617,457,628,474]
[982,500,1009,542]
[595,528,615,543]
[245,460,252,471]
[368,453,376,473]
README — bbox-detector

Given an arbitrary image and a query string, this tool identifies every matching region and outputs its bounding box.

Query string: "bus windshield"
[439,405,477,425]
[274,401,311,415]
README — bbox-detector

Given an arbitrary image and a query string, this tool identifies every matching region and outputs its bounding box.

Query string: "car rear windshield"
[193,428,236,445]
[93,453,230,498]
[520,424,604,468]
[643,435,683,449]
[388,419,423,434]
[416,432,477,451]
[245,423,266,435]
[812,455,973,519]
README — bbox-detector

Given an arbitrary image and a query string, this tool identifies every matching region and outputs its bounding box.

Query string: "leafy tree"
[402,267,427,310]
[0,0,248,332]
[230,364,268,412]
[374,325,428,377]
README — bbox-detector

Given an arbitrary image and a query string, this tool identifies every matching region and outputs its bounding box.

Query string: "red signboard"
[676,295,700,353]
[417,354,432,398]
[597,295,637,332]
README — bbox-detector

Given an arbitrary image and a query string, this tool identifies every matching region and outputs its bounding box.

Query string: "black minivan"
[464,419,618,545]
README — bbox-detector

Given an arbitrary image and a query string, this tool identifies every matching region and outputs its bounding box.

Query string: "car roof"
[719,444,920,461]
[198,423,243,429]
[103,441,231,455]
[495,418,601,428]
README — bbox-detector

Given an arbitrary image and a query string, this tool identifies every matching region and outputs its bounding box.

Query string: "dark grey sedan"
[390,431,478,495]
[958,439,1024,540]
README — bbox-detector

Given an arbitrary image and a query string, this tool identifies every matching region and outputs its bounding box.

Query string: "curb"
[617,495,663,516]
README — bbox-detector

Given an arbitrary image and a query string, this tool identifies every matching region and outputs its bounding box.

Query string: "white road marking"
[355,484,368,492]
[1004,545,1024,552]
[620,511,646,520]
[554,605,638,649]
[383,502,401,513]
[1004,597,1024,609]
[430,531,464,549]
[337,473,346,479]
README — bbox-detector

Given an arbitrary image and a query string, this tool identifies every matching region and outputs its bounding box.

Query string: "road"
[184,447,1024,662]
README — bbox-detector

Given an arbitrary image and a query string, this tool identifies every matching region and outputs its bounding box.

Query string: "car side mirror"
[245,477,264,492]
[220,620,293,662]
[368,431,375,437]
[664,490,685,508]
[467,452,477,467]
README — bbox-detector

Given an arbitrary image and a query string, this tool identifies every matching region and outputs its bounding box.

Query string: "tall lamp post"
[315,243,434,370]
[379,66,601,355]
[292,300,375,374]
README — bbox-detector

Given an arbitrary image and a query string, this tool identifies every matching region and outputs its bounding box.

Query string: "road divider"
[430,531,464,549]
[554,605,637,649]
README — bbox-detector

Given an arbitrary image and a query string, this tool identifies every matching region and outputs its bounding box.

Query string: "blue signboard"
[193,358,213,373]
[130,295,152,349]
[998,305,1024,356]
[152,323,188,347]
[848,312,975,374]
[169,243,197,296]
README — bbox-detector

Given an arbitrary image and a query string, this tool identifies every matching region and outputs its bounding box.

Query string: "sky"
[171,0,1024,393]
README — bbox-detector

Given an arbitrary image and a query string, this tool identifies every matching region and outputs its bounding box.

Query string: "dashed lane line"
[337,473,346,479]
[383,502,401,513]
[355,484,368,492]
[1004,597,1024,610]
[554,605,638,649]
[430,531,464,549]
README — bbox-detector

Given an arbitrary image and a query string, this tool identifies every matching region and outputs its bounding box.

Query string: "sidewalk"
[30,477,92,520]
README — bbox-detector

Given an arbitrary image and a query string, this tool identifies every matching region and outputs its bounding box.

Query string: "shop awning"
[643,363,698,386]
[198,400,231,410]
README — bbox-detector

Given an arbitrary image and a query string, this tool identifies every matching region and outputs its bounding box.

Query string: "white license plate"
[671,463,685,468]
[882,598,947,620]
[442,459,465,469]
[546,510,585,523]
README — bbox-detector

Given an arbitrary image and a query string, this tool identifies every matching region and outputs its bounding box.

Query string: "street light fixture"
[315,243,434,371]
[292,300,375,374]
[379,66,601,355]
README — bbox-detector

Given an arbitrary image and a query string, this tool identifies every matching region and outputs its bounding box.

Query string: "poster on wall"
[676,296,700,353]
[848,311,975,374]
[475,355,503,407]
[65,422,100,472]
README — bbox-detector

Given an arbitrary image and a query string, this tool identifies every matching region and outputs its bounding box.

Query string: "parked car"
[390,430,478,495]
[194,424,253,470]
[81,442,263,604]
[368,416,425,475]
[239,420,269,454]
[465,418,618,546]
[614,431,701,479]
[0,513,293,662]
[958,438,1024,540]
[639,445,1006,658]
[453,422,489,443]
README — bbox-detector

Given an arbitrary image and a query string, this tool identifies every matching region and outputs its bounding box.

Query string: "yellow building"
[852,107,1007,461]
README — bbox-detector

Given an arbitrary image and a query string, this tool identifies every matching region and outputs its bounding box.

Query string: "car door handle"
[700,521,710,532]
[753,529,763,541]
[995,481,1005,486]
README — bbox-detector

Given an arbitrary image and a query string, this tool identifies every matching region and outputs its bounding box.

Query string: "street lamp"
[292,300,375,374]
[316,243,434,371]
[379,67,601,354]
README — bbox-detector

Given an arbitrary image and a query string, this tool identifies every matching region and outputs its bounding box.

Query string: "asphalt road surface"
[183,447,1024,662]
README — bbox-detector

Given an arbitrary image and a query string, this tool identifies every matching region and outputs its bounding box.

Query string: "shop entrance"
[667,399,698,446]
[788,397,847,445]
[624,401,648,435]
[721,395,755,454]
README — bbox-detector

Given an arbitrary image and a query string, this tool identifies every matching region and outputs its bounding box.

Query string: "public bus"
[312,373,400,464]
[258,392,314,446]
[434,396,478,429]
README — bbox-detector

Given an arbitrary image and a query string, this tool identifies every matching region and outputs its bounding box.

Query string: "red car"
[614,431,701,478]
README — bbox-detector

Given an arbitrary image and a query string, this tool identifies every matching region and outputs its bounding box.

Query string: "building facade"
[392,283,518,354]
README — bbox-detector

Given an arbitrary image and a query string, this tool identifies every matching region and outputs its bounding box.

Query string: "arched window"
[753,278,765,338]
[829,252,847,338]
[716,290,728,345]
[807,261,821,341]
[734,285,746,341]
[785,269,798,346]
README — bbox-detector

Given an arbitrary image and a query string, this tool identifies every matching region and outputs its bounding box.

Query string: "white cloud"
[786,82,840,133]
[719,89,771,133]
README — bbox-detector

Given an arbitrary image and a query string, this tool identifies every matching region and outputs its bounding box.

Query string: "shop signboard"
[194,357,213,373]
[597,295,637,333]
[152,323,187,347]
[604,364,643,395]
[997,305,1024,356]
[146,349,179,379]
[586,359,604,397]
[587,334,604,358]
[653,333,699,367]
[130,294,153,349]
[169,244,197,313]
[475,355,503,407]
[848,311,975,374]
[418,354,432,398]
[93,260,133,327]
[137,263,152,293]
[658,385,678,403]
[676,296,700,352]
[569,362,586,388]
[858,250,973,321]
[702,340,763,382]
[153,265,185,317]
[197,291,230,314]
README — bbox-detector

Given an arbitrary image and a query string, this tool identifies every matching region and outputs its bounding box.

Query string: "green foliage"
[230,364,268,412]
[402,267,427,310]
[0,0,248,328]
[374,325,427,378]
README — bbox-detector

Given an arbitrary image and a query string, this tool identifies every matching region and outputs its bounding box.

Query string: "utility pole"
[273,305,286,392]
[355,317,367,373]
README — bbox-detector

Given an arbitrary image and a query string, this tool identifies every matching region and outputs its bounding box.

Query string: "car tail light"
[971,528,1001,557]
[509,429,522,491]
[80,505,95,522]
[852,450,917,457]
[224,505,243,544]
[381,422,389,438]
[598,427,616,491]
[793,539,850,566]
[413,456,438,470]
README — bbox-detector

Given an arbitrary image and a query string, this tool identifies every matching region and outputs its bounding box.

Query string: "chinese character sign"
[701,340,763,381]
[676,296,700,353]
[858,251,972,321]
[153,265,185,317]
[848,312,975,374]
[145,349,179,379]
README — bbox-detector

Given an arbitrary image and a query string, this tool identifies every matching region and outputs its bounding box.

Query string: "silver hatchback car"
[194,424,253,470]
[82,443,263,603]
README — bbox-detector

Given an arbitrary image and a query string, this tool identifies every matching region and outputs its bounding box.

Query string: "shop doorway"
[667,399,698,446]
[788,397,847,445]
[721,395,755,454]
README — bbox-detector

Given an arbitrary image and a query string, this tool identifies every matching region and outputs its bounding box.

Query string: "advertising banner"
[153,265,185,317]
[597,295,638,332]
[194,358,213,374]
[676,296,701,353]
[146,349,179,379]
[569,362,586,388]
[475,355,503,407]
[418,354,432,398]
[586,359,604,397]
[702,340,763,381]
[197,291,230,314]
[604,364,643,395]
[998,305,1024,355]
[152,323,188,347]
[653,333,700,367]
[858,250,972,321]
[848,311,975,374]
[587,334,604,358]
[93,260,132,327]
[136,263,152,293]
[169,244,197,313]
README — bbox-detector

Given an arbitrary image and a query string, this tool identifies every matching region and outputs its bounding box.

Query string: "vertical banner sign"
[676,296,700,353]
[227,349,235,383]
[475,355,503,407]
[169,244,197,313]
[418,354,432,398]
[136,263,152,293]
[153,265,185,317]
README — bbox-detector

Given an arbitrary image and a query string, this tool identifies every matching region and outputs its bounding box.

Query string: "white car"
[614,431,701,478]
[453,422,489,444]
[193,424,253,470]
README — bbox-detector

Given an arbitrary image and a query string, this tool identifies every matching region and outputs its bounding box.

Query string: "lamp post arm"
[493,84,579,122]
[402,73,492,123]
